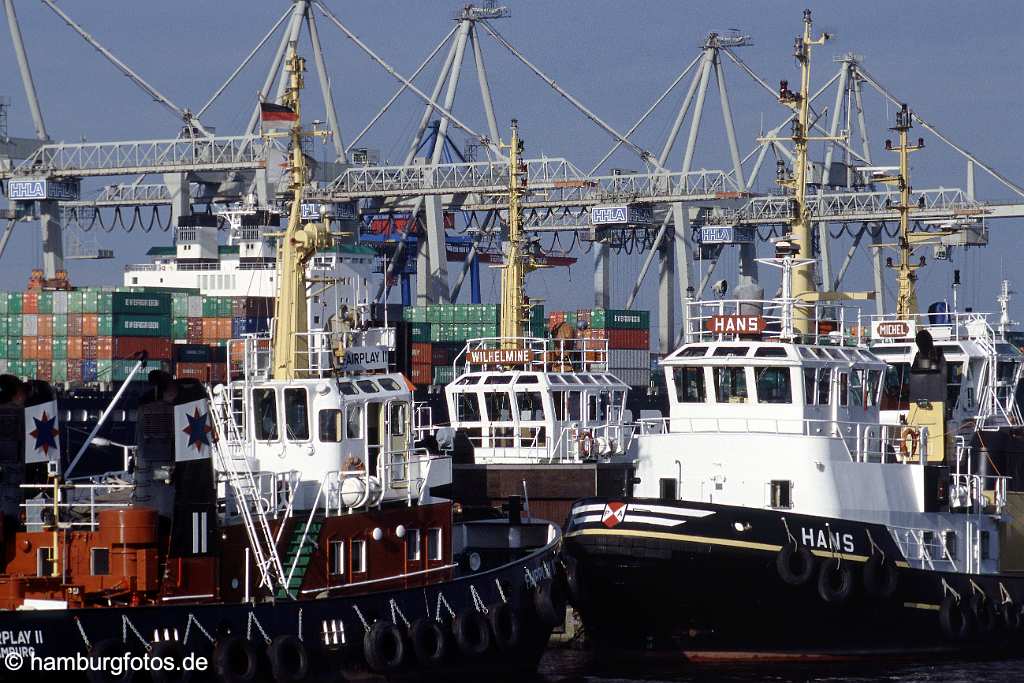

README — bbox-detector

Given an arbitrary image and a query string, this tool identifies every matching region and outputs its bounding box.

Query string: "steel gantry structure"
[4,3,1024,354]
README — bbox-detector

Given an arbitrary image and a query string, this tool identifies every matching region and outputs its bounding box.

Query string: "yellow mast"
[270,46,331,380]
[498,119,534,344]
[885,104,925,318]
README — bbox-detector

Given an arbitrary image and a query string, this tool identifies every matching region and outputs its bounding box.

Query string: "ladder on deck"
[207,387,289,595]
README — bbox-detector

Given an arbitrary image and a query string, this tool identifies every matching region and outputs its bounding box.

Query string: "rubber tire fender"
[267,634,310,683]
[939,595,974,641]
[362,621,406,674]
[776,545,816,586]
[409,618,449,668]
[1002,602,1023,631]
[862,554,899,599]
[563,555,585,606]
[453,609,492,658]
[971,594,997,636]
[86,639,135,683]
[816,558,855,604]
[213,636,261,683]
[487,602,522,652]
[532,579,566,628]
[149,640,190,683]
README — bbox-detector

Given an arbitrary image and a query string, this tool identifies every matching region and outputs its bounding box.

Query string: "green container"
[22,360,36,380]
[0,292,8,315]
[0,337,7,359]
[202,296,216,317]
[217,297,232,318]
[426,305,440,324]
[591,308,650,330]
[172,317,188,340]
[112,314,170,337]
[410,323,431,343]
[82,291,98,314]
[97,359,113,381]
[37,291,53,314]
[51,360,67,383]
[53,314,68,337]
[432,365,455,385]
[405,306,427,323]
[113,291,171,316]
[6,360,20,378]
[97,292,113,314]
[52,337,67,360]
[0,317,7,338]
[171,293,189,318]
[7,337,21,360]
[98,314,113,336]
[454,305,470,324]
[67,291,83,313]
[7,294,22,315]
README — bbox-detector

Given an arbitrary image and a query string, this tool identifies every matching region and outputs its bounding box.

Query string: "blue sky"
[2,0,1023,330]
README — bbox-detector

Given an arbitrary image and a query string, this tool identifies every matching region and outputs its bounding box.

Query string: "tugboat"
[433,121,637,523]
[565,12,1024,654]
[0,47,562,681]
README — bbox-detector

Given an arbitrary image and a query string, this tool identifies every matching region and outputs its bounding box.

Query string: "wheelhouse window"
[713,346,748,357]
[91,548,110,576]
[816,368,832,405]
[881,363,910,410]
[329,539,345,575]
[346,403,363,439]
[947,362,965,417]
[838,373,849,407]
[673,366,705,403]
[356,380,380,393]
[337,382,358,396]
[552,391,566,420]
[849,370,865,408]
[755,367,792,404]
[516,391,545,421]
[427,528,443,560]
[456,392,481,422]
[319,409,342,442]
[253,388,278,440]
[567,391,582,420]
[713,367,748,403]
[389,402,408,436]
[378,377,402,391]
[351,539,367,573]
[284,387,310,440]
[406,529,421,561]
[484,391,513,421]
[803,368,817,405]
[867,369,882,407]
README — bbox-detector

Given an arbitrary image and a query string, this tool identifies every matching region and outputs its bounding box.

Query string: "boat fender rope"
[865,529,885,561]
[390,599,411,628]
[941,578,961,602]
[781,516,797,548]
[75,617,92,651]
[247,612,271,645]
[354,605,371,633]
[183,614,215,646]
[435,593,456,622]
[470,585,489,614]
[523,566,538,589]
[999,582,1013,605]
[969,579,986,599]
[298,608,303,641]
[495,577,508,603]
[824,522,840,560]
[123,615,152,652]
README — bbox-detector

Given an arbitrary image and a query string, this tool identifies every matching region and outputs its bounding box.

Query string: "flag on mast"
[260,102,298,130]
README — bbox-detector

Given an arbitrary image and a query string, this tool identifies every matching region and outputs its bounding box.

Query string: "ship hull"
[0,520,563,680]
[565,497,1024,653]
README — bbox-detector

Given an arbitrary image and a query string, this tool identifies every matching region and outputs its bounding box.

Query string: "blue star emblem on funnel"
[30,411,59,457]
[182,407,212,452]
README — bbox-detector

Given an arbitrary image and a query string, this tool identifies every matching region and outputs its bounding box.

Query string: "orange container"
[202,318,219,343]
[96,337,113,359]
[37,315,53,337]
[22,292,38,314]
[67,337,83,360]
[22,337,37,360]
[217,318,232,340]
[82,313,99,337]
[36,337,53,360]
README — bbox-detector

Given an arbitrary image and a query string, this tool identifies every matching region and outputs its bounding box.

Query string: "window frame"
[712,366,749,404]
[672,366,706,404]
[252,387,279,442]
[283,387,311,442]
[427,527,443,561]
[350,539,367,573]
[91,547,111,576]
[406,529,422,562]
[318,408,343,443]
[754,366,793,404]
[329,539,345,576]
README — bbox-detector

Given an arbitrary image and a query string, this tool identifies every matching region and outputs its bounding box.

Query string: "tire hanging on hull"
[776,545,815,586]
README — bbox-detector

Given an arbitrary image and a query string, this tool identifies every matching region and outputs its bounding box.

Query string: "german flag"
[260,101,298,129]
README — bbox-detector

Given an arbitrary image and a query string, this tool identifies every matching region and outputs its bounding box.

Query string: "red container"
[35,362,52,382]
[82,314,99,337]
[68,337,83,360]
[217,318,232,341]
[187,318,204,343]
[37,315,53,337]
[67,361,83,384]
[431,344,455,366]
[608,328,648,349]
[115,336,171,360]
[201,319,219,343]
[410,343,431,363]
[36,337,53,360]
[82,337,97,360]
[411,363,432,386]
[96,337,113,359]
[210,362,227,384]
[68,314,84,337]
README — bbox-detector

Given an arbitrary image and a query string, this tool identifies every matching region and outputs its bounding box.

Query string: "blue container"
[82,360,98,383]
[231,318,245,338]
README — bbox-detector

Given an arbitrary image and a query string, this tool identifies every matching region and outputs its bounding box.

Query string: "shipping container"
[96,359,113,382]
[22,292,38,314]
[172,317,188,340]
[37,337,53,360]
[113,291,171,316]
[8,337,24,360]
[82,313,98,337]
[171,292,189,318]
[98,314,113,336]
[36,291,53,314]
[175,362,212,382]
[7,293,21,314]
[0,337,6,359]
[0,316,6,337]
[35,360,51,383]
[97,337,113,359]
[37,314,53,337]
[51,360,67,383]
[410,342,431,364]
[53,314,67,336]
[53,290,68,314]
[52,337,67,360]
[22,314,37,337]
[115,336,172,360]
[81,290,98,314]
[82,360,98,383]
[67,360,83,384]
[0,292,7,315]
[67,291,83,314]
[22,337,37,360]
[186,318,204,343]
[173,343,212,363]
[187,295,203,318]
[609,367,649,388]
[97,292,113,314]
[410,363,432,386]
[216,318,232,340]
[68,337,83,360]
[112,314,171,337]
[410,322,431,343]
[82,337,96,360]
[432,365,455,385]
[590,308,650,330]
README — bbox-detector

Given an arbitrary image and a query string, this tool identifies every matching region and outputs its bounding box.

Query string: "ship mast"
[885,104,924,318]
[498,119,533,344]
[270,45,331,380]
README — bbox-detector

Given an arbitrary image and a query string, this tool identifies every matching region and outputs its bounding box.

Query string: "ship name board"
[467,348,534,365]
[871,320,916,339]
[341,345,388,372]
[705,315,765,334]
